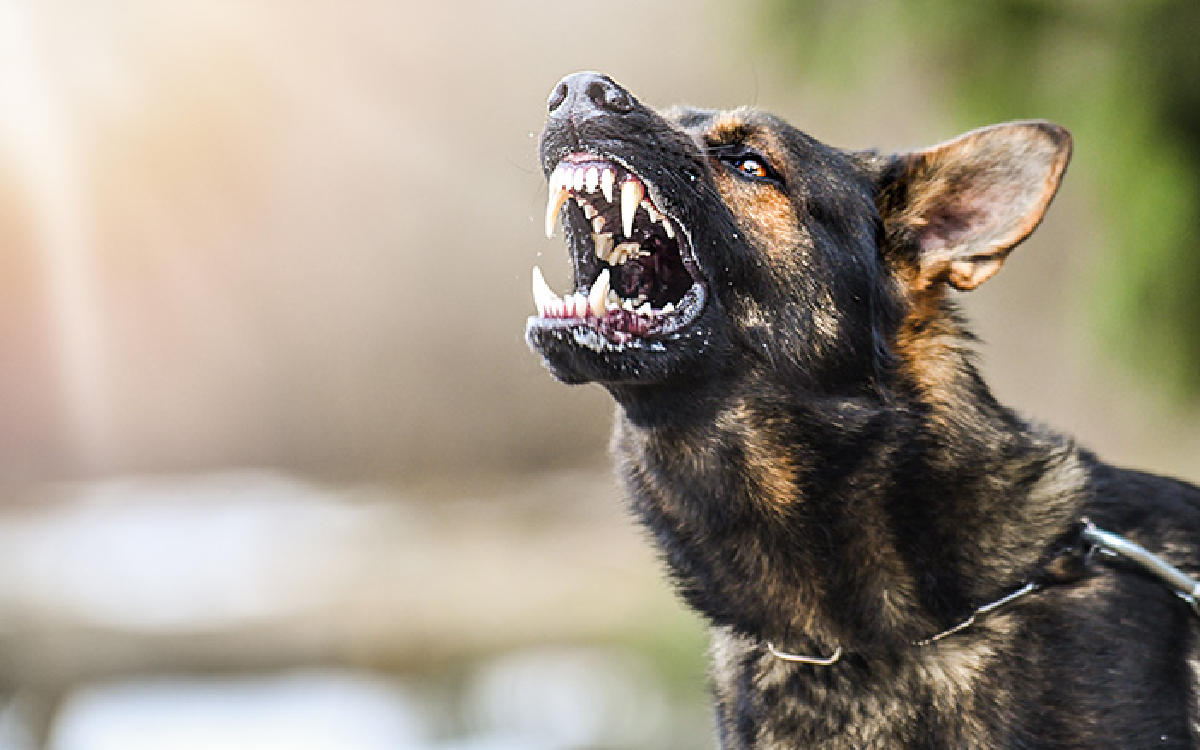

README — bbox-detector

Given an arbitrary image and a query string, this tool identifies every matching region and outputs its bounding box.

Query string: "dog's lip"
[529,150,706,346]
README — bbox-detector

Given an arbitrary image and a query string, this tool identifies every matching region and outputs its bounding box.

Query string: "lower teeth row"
[532,266,675,320]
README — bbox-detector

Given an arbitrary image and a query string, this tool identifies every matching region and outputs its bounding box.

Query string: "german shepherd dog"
[526,71,1200,748]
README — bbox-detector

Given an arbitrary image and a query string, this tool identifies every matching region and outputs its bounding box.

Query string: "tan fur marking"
[708,110,757,144]
[710,166,806,266]
[715,398,801,516]
[892,290,972,412]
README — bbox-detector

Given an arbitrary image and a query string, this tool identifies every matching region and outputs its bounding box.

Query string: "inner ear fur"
[877,121,1072,292]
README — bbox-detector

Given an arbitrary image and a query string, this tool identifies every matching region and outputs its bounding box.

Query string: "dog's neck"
[609,322,1087,654]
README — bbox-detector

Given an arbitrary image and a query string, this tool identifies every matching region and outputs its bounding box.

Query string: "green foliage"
[760,0,1200,398]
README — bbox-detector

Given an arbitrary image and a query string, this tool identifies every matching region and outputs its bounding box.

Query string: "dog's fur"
[527,72,1200,748]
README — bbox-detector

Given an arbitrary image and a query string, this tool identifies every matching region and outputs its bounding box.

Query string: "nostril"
[585,81,607,105]
[548,81,568,112]
[587,80,633,113]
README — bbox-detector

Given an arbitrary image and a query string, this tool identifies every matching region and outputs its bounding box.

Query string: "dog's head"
[526,72,1071,398]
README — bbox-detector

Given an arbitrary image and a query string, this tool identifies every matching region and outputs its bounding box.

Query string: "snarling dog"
[526,71,1200,748]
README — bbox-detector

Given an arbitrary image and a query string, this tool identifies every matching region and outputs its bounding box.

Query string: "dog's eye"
[734,157,769,179]
[710,145,782,185]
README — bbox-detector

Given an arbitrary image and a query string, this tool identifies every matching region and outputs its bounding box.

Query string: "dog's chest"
[708,626,1012,749]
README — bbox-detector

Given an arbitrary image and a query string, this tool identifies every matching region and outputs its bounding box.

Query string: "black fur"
[527,72,1200,748]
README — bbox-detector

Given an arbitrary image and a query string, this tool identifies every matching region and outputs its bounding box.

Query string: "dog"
[526,71,1200,748]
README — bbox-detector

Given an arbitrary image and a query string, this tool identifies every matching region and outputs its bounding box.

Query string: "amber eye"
[735,157,769,179]
[710,144,781,185]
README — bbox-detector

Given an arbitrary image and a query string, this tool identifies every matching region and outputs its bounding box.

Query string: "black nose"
[547,72,635,119]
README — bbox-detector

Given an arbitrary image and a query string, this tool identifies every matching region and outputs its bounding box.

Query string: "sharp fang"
[532,266,559,316]
[588,268,610,318]
[545,183,570,239]
[593,233,614,261]
[601,168,615,203]
[585,166,600,193]
[621,179,643,237]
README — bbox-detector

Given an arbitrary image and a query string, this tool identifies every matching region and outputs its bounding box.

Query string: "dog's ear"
[876,121,1071,292]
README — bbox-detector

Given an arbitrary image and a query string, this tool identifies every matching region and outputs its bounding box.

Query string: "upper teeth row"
[544,161,675,240]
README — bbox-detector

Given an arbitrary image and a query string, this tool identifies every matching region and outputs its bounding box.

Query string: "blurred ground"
[0,471,712,749]
[0,0,1197,747]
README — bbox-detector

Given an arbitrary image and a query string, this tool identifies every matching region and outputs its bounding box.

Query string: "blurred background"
[0,0,1197,747]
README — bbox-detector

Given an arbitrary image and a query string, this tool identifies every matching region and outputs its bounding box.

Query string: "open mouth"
[532,153,705,345]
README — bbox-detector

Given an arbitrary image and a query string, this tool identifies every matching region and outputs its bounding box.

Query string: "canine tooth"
[601,168,615,203]
[621,179,644,237]
[545,182,571,238]
[593,232,614,261]
[588,269,610,318]
[613,241,640,265]
[532,266,559,316]
[585,166,600,193]
[573,167,586,192]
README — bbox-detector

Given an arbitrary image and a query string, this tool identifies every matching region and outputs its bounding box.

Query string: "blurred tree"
[760,0,1200,398]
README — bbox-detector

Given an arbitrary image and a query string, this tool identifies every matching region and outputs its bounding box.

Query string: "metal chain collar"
[766,520,1200,667]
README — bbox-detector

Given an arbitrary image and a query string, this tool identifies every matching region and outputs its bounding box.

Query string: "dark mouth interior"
[535,154,702,340]
[571,183,692,309]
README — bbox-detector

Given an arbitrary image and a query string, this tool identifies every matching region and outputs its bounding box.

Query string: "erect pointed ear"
[877,121,1072,292]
